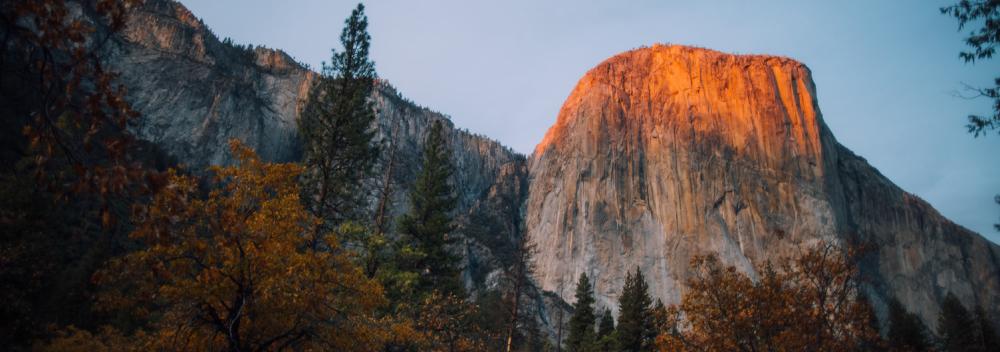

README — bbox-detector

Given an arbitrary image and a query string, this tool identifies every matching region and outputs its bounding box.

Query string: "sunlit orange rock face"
[527,44,1000,325]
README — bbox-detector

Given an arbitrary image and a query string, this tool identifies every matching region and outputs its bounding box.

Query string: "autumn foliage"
[656,243,881,352]
[45,141,402,351]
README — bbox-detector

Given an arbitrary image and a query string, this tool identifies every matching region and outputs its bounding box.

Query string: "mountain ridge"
[526,44,1000,327]
[106,0,998,333]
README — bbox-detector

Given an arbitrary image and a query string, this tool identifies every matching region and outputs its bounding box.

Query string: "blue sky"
[181,0,1000,243]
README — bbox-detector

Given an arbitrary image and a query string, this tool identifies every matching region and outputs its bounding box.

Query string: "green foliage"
[616,268,654,352]
[888,297,932,351]
[298,3,379,235]
[568,273,597,351]
[598,308,615,339]
[595,334,618,352]
[516,317,549,352]
[398,120,461,298]
[470,290,509,348]
[595,308,617,351]
[649,299,668,344]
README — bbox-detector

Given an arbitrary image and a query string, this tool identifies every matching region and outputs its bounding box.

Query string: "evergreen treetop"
[398,120,461,298]
[598,308,615,339]
[888,297,932,352]
[974,306,999,350]
[298,2,379,237]
[567,273,597,351]
[616,267,654,352]
[937,292,978,351]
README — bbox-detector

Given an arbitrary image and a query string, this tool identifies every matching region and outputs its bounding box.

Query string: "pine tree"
[888,297,932,351]
[567,273,597,351]
[298,3,379,244]
[598,308,615,339]
[616,268,654,352]
[596,308,616,352]
[975,306,999,350]
[398,120,461,297]
[937,292,979,351]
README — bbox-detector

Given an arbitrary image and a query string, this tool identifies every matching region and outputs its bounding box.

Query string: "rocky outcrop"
[526,44,1000,327]
[107,0,314,166]
[100,0,533,301]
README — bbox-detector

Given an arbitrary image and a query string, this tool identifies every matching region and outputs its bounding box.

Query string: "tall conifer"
[298,3,379,243]
[616,268,654,352]
[888,297,932,351]
[937,292,978,351]
[399,120,461,297]
[598,308,615,339]
[596,308,617,351]
[567,273,597,351]
[975,306,999,350]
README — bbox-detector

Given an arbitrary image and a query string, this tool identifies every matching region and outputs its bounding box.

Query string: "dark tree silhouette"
[298,3,379,243]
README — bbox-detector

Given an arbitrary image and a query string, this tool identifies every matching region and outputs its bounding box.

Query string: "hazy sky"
[181,0,1000,243]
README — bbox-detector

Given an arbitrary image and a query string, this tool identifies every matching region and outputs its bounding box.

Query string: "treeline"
[560,243,999,352]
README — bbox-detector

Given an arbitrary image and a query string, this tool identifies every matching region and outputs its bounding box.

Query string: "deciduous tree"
[656,243,882,351]
[941,0,1000,137]
[45,141,396,351]
[413,291,490,352]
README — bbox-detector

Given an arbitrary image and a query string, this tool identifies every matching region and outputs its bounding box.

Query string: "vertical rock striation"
[526,44,1000,326]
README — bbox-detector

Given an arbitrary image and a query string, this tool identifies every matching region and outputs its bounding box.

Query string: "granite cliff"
[99,0,998,333]
[100,0,535,309]
[527,44,1000,327]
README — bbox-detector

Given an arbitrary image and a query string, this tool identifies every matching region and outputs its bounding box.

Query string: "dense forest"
[2,1,1000,351]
